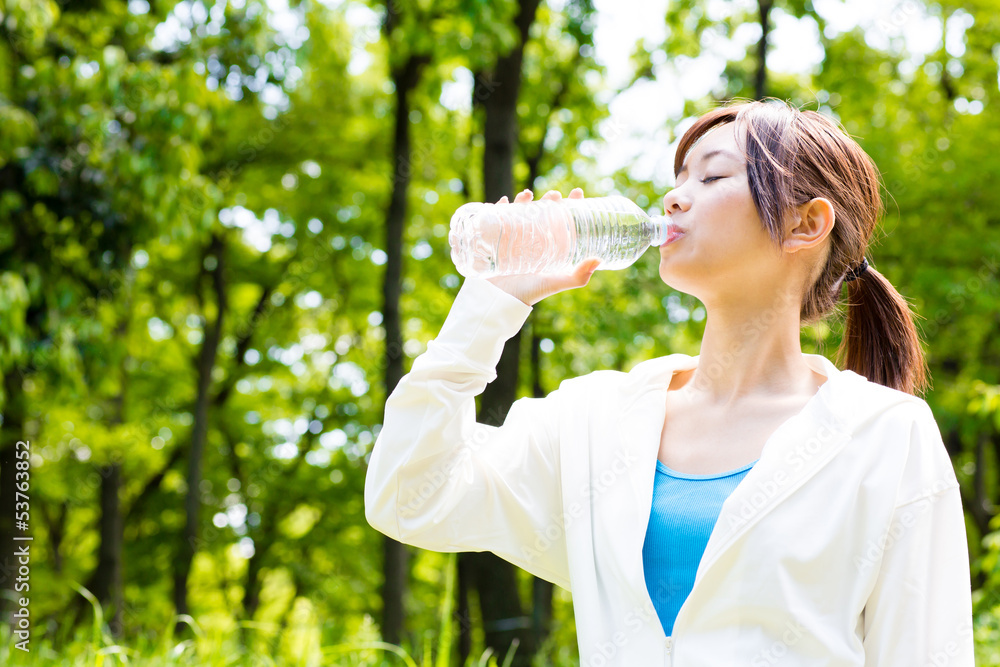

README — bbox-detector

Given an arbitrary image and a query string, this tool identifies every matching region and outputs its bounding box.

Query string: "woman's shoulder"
[832,374,945,453]
[840,376,957,500]
[627,352,697,375]
[553,353,694,396]
[879,397,958,504]
[837,371,934,424]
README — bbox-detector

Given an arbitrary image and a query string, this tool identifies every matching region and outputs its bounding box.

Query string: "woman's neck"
[680,296,824,408]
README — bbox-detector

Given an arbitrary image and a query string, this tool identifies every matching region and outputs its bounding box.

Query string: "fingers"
[506,188,584,203]
[547,259,600,294]
[568,258,601,287]
[581,257,601,275]
[513,189,533,204]
[502,187,584,204]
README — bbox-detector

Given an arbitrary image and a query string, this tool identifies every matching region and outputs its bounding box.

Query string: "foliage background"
[1,0,1000,664]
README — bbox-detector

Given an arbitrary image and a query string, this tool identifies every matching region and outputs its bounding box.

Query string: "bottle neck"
[649,215,669,246]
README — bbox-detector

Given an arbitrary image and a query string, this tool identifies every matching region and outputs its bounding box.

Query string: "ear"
[783,197,835,253]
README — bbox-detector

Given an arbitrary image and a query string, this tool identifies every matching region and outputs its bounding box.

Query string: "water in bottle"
[448,195,681,278]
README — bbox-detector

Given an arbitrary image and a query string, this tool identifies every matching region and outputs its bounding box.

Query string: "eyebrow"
[677,148,742,176]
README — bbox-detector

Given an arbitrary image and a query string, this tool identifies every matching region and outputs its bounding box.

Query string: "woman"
[365,100,974,666]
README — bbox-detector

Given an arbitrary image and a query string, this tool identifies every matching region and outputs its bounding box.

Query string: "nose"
[662,186,691,215]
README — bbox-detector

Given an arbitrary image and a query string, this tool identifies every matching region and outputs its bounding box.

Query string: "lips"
[664,223,686,245]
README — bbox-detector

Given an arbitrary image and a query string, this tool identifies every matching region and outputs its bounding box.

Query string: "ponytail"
[836,265,930,396]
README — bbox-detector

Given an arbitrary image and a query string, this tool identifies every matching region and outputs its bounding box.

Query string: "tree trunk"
[953,429,989,541]
[91,282,132,638]
[378,54,419,648]
[531,577,554,653]
[40,501,66,574]
[528,320,554,650]
[457,552,473,665]
[465,0,542,665]
[92,463,124,635]
[173,234,227,634]
[755,0,773,100]
[376,0,432,640]
[465,552,533,664]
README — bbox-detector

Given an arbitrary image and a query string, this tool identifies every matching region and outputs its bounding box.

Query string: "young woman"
[365,100,974,666]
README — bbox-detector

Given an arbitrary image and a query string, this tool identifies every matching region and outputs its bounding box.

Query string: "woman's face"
[657,122,787,305]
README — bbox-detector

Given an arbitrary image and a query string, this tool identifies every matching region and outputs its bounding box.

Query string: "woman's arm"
[861,404,974,665]
[364,276,572,590]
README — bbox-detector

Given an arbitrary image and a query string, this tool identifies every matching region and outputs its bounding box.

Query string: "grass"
[6,581,1000,667]
[0,554,570,667]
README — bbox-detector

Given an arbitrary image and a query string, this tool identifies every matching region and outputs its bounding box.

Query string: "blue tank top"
[642,456,759,636]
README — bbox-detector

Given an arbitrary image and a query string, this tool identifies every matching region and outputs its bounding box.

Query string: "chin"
[658,264,697,296]
[657,267,681,290]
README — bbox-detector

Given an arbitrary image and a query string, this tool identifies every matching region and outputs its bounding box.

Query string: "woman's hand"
[485,188,601,306]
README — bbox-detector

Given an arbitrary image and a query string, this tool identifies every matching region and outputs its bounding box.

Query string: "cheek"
[721,182,755,209]
[712,187,767,246]
[718,184,760,224]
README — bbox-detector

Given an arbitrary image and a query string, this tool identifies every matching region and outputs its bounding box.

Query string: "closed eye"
[701,176,724,183]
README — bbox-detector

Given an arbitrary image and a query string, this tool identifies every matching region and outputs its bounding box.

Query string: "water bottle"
[448,195,678,278]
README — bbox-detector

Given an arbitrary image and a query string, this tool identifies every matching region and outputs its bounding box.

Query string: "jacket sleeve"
[364,276,572,590]
[862,403,974,666]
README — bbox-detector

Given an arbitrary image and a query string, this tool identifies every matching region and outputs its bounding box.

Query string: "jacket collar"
[616,352,914,632]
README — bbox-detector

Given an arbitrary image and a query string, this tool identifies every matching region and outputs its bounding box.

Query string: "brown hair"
[674,99,929,396]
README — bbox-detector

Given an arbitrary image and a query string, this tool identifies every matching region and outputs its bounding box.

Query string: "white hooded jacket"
[365,276,975,666]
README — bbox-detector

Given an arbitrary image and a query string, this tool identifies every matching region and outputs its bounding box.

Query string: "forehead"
[682,121,745,166]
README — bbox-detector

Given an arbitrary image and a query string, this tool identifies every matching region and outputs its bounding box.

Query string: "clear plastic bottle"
[448,195,673,278]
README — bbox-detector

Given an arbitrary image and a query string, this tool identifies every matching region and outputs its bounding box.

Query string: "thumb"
[575,258,601,285]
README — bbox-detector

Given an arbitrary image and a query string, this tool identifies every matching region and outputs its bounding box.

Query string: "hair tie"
[844,257,869,283]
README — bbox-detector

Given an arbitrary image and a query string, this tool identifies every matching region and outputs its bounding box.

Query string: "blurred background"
[1,0,999,664]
